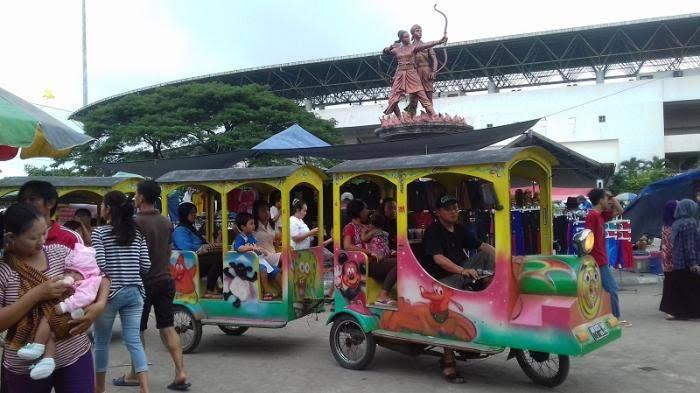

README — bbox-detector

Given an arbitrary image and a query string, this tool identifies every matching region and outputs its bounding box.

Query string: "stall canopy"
[623,168,700,241]
[505,130,615,188]
[97,119,540,178]
[252,123,330,149]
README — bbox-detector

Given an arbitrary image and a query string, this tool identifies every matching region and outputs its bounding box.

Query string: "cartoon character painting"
[169,252,198,303]
[223,256,258,308]
[293,250,318,301]
[577,259,602,320]
[380,282,477,342]
[335,252,370,315]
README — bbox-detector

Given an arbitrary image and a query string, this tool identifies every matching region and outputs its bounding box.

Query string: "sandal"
[263,292,274,301]
[113,375,139,386]
[167,380,192,391]
[439,358,465,384]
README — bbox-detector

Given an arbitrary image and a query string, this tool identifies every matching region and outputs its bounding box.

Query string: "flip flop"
[167,381,192,391]
[113,375,139,386]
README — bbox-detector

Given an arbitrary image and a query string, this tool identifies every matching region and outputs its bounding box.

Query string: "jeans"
[93,286,149,373]
[600,264,621,318]
[1,351,94,393]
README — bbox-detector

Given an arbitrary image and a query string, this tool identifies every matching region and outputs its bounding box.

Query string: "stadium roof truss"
[72,14,700,117]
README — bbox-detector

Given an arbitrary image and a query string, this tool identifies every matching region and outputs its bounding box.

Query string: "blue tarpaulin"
[623,169,700,241]
[252,123,330,150]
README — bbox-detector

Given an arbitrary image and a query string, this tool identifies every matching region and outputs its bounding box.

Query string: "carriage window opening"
[170,185,224,299]
[407,175,496,292]
[290,184,321,249]
[510,160,549,257]
[340,176,398,306]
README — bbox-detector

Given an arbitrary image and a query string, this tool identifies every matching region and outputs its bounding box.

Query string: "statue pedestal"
[375,113,473,141]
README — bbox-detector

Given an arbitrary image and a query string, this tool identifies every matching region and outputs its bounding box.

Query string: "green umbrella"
[0,87,93,161]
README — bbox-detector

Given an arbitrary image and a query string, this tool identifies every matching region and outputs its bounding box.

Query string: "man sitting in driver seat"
[422,195,496,290]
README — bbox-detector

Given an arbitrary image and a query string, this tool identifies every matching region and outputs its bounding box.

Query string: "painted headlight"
[573,229,594,256]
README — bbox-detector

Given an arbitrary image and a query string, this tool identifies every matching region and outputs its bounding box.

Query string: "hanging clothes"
[456,181,472,210]
[511,211,526,255]
[238,188,258,214]
[553,215,569,254]
[191,192,205,213]
[616,219,634,269]
[407,182,429,212]
[167,190,183,223]
[228,189,242,214]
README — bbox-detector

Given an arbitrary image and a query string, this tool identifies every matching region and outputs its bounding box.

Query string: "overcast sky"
[1,0,698,176]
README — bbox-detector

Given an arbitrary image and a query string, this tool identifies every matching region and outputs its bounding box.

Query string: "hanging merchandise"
[191,190,205,213]
[605,221,619,267]
[238,187,258,214]
[456,181,472,210]
[510,209,540,255]
[616,219,634,269]
[228,189,242,213]
[480,183,499,209]
[167,189,184,223]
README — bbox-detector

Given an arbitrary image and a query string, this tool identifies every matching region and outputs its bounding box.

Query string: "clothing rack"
[511,207,541,212]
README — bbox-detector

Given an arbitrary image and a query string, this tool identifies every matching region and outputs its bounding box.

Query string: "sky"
[1,0,698,176]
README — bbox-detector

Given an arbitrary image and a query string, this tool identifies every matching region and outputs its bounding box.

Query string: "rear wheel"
[218,325,249,336]
[514,349,569,387]
[173,306,202,354]
[329,315,376,370]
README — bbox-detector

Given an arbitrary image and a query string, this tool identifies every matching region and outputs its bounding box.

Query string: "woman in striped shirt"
[91,191,151,393]
[0,204,95,392]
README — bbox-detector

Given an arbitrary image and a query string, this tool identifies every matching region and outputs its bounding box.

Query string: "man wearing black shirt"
[422,195,496,289]
[422,195,496,383]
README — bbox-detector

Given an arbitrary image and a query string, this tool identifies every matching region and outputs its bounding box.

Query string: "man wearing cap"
[421,194,496,383]
[422,195,496,289]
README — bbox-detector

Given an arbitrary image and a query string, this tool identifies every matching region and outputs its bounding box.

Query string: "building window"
[598,115,606,123]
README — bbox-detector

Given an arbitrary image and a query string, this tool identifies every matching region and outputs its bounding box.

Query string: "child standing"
[233,213,283,301]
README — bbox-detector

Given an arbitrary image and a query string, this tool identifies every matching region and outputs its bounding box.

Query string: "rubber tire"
[329,314,376,370]
[514,349,570,387]
[218,326,249,336]
[173,305,202,354]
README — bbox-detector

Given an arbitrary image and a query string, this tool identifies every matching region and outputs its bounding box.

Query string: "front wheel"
[218,326,249,336]
[514,349,569,387]
[329,315,376,370]
[173,305,202,354]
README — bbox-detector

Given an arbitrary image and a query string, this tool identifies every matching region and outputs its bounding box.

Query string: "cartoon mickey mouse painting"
[335,252,370,314]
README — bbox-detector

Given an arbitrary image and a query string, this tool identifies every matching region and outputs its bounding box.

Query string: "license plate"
[588,322,609,341]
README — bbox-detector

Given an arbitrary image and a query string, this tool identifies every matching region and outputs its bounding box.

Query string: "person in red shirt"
[17,180,111,336]
[584,189,630,326]
[18,181,82,249]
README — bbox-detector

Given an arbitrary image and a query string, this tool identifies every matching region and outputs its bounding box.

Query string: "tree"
[24,164,81,177]
[44,83,339,175]
[610,156,671,194]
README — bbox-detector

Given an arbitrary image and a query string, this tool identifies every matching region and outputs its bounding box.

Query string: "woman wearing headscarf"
[660,199,700,320]
[658,200,677,319]
[173,202,222,298]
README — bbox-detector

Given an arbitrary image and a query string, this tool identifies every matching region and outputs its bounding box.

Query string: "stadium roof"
[72,13,700,118]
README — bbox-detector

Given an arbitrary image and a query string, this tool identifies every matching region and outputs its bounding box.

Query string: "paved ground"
[3,281,698,392]
[107,281,698,393]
